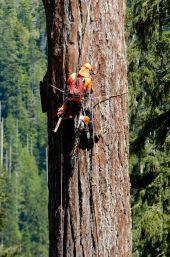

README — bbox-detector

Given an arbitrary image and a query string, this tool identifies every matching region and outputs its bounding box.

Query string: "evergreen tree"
[0,170,20,257]
[127,0,170,256]
[18,148,48,257]
[0,0,48,256]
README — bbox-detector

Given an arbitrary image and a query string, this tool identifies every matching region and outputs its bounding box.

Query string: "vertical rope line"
[60,49,65,257]
[60,151,63,256]
[76,154,79,253]
[90,93,100,257]
[60,25,65,256]
[75,0,82,244]
[60,0,66,250]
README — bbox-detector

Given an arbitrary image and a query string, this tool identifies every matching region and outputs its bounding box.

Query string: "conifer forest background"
[0,0,169,256]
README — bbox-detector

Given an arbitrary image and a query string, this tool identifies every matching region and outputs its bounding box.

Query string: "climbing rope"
[70,111,83,162]
[44,78,65,94]
[93,91,128,108]
[75,153,79,251]
[60,58,66,257]
[89,93,100,257]
[47,77,128,136]
[60,152,63,256]
[45,78,128,108]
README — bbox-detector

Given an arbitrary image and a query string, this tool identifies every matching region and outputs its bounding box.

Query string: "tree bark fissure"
[43,0,132,256]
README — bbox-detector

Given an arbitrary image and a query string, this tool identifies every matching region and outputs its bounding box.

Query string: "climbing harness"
[67,75,85,101]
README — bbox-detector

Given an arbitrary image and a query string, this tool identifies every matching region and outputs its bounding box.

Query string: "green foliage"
[0,0,47,159]
[0,173,7,233]
[0,0,48,256]
[0,246,20,257]
[127,0,170,256]
[0,170,21,257]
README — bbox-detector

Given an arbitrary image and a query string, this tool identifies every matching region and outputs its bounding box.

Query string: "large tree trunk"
[42,0,132,256]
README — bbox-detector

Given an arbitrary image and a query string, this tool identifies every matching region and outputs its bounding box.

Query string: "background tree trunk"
[42,0,132,256]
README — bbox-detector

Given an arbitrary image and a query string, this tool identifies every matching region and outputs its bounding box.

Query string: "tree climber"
[57,63,94,137]
[55,63,100,151]
[57,63,93,120]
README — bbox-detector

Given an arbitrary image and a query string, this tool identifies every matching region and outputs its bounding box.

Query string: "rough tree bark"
[41,0,132,256]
